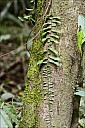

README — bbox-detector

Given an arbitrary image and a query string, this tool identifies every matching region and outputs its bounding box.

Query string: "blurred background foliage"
[0,0,35,88]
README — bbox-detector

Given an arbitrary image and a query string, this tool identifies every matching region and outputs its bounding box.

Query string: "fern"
[48,48,59,56]
[42,66,55,127]
[37,14,61,127]
[49,56,61,61]
[50,38,59,44]
[48,59,60,66]
[38,15,61,67]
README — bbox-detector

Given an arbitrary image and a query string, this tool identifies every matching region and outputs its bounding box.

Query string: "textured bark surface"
[20,0,85,128]
[38,0,85,128]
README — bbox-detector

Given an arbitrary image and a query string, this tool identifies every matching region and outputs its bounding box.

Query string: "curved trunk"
[20,0,85,128]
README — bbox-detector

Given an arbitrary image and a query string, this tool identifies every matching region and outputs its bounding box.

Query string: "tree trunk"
[19,0,85,128]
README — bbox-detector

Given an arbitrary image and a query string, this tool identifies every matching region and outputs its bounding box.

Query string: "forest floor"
[0,30,29,122]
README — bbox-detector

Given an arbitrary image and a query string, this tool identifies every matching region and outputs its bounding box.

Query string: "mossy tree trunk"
[19,0,85,128]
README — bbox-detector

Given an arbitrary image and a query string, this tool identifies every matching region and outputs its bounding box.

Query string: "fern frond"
[42,32,47,36]
[37,58,47,65]
[51,34,59,39]
[43,26,51,31]
[52,19,61,24]
[48,59,60,66]
[43,22,51,27]
[50,38,59,44]
[52,29,61,34]
[49,56,61,61]
[53,16,61,20]
[48,48,59,56]
[52,23,56,27]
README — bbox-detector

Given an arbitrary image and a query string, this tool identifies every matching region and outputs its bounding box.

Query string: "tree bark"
[19,0,85,128]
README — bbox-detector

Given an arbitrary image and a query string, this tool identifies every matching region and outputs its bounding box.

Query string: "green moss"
[19,39,43,128]
[37,0,44,15]
[19,0,47,127]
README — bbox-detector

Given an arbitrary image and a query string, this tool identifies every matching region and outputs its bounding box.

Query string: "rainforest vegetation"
[0,0,85,128]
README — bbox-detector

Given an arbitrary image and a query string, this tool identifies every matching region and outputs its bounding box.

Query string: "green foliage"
[74,89,85,97]
[0,0,35,25]
[77,15,85,55]
[48,48,59,55]
[20,39,43,127]
[42,65,55,127]
[37,14,61,127]
[78,15,85,32]
[0,109,13,128]
[77,27,85,54]
[48,59,60,66]
[79,96,85,127]
[0,0,35,43]
[0,34,11,42]
[21,13,61,127]
[49,56,61,61]
[37,15,61,67]
[74,88,85,127]
[0,101,19,128]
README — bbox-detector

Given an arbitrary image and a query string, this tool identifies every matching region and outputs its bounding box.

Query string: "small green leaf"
[52,19,61,24]
[43,88,48,91]
[49,101,53,104]
[49,85,53,88]
[24,15,31,19]
[53,16,61,20]
[37,58,47,65]
[43,22,51,27]
[77,15,85,55]
[46,14,52,19]
[82,37,85,44]
[1,92,14,101]
[18,16,24,21]
[25,8,33,11]
[49,88,54,92]
[77,28,85,54]
[42,38,47,42]
[48,43,52,47]
[51,34,59,39]
[50,92,54,98]
[43,81,47,84]
[49,82,54,85]
[78,15,85,33]
[49,90,55,95]
[49,17,53,20]
[50,38,59,44]
[48,59,60,66]
[43,84,48,87]
[43,26,51,31]
[0,109,13,128]
[3,106,18,124]
[52,23,56,27]
[74,90,85,96]
[49,56,61,61]
[48,48,59,56]
[49,16,61,20]
[49,99,54,101]
[52,29,61,34]
[79,118,85,127]
[42,36,50,42]
[0,34,11,42]
[37,60,44,65]
[42,32,47,36]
